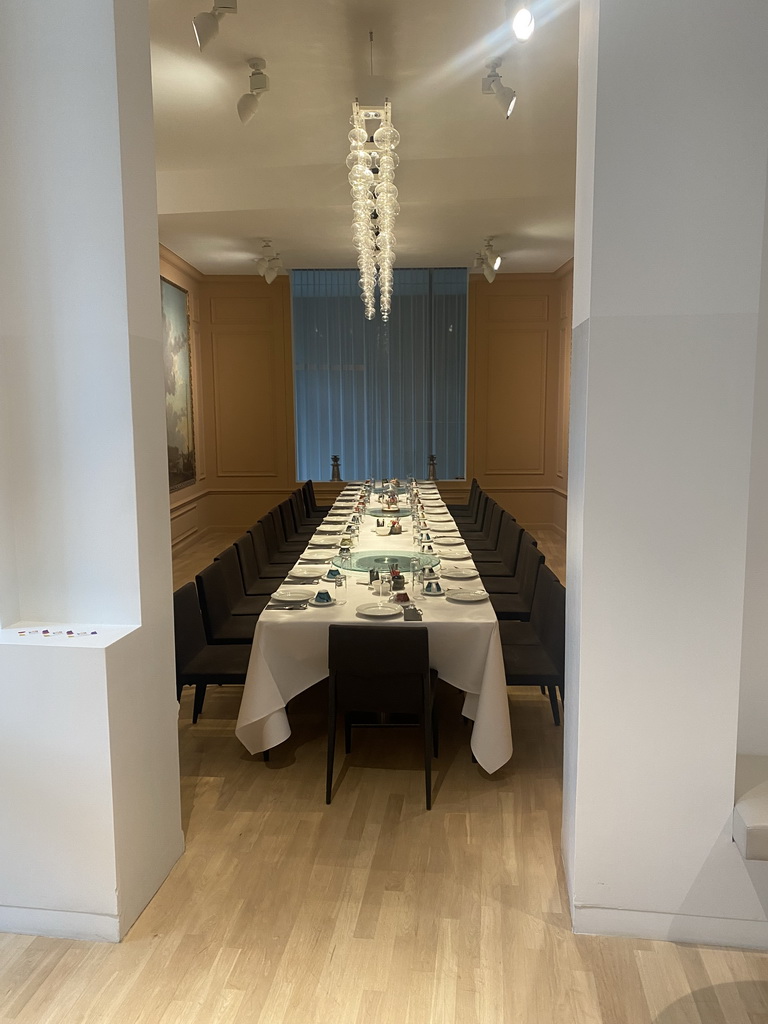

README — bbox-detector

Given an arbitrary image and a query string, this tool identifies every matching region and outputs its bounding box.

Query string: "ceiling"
[149,0,579,276]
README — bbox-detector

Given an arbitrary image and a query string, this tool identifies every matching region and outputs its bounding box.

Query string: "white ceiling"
[149,0,579,275]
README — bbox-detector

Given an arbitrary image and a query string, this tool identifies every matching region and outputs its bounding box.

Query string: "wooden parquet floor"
[2,525,768,1023]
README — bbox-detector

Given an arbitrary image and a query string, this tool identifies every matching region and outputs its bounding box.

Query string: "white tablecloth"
[235,484,513,773]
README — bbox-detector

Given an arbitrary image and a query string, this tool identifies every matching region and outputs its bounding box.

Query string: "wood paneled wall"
[164,248,573,547]
[468,263,572,531]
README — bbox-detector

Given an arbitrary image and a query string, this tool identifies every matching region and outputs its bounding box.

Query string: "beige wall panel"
[170,502,199,546]
[487,295,549,323]
[484,329,547,475]
[209,296,273,326]
[212,331,278,477]
[202,491,292,529]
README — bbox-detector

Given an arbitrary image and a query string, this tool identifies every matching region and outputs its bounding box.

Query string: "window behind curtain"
[292,268,467,481]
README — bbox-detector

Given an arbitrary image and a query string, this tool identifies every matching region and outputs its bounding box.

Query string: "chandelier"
[347,100,400,321]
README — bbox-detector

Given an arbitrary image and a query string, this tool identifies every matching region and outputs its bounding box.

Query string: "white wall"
[565,0,768,946]
[0,0,183,941]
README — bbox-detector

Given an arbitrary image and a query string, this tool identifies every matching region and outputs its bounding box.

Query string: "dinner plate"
[356,602,403,619]
[430,524,459,533]
[317,523,344,532]
[309,597,336,607]
[433,536,463,545]
[422,501,446,508]
[308,536,342,547]
[300,551,335,563]
[440,567,479,581]
[428,511,451,518]
[272,586,315,603]
[446,588,489,603]
[288,565,329,579]
[440,549,472,559]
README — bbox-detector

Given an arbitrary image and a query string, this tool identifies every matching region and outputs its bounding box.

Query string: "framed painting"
[161,277,196,492]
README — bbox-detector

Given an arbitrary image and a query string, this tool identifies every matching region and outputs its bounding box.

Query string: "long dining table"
[234,483,513,773]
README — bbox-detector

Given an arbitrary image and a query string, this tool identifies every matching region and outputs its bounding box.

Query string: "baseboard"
[573,904,768,950]
[0,904,121,942]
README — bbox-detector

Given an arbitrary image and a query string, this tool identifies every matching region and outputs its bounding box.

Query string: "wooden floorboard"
[3,524,768,1023]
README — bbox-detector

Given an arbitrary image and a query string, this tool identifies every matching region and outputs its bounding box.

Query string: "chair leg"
[192,682,207,723]
[547,685,561,726]
[432,704,439,758]
[326,688,336,805]
[263,749,270,762]
[424,711,433,811]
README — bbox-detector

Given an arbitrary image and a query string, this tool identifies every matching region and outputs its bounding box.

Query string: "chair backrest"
[482,501,503,545]
[529,563,557,637]
[196,561,234,638]
[173,583,208,670]
[306,479,320,511]
[249,521,274,572]
[516,534,546,606]
[328,624,431,714]
[289,490,309,530]
[275,504,297,545]
[234,532,262,590]
[498,515,524,573]
[213,545,247,605]
[262,512,287,558]
[541,572,565,676]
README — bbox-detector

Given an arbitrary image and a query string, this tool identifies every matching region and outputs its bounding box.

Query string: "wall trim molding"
[159,244,204,282]
[572,904,768,951]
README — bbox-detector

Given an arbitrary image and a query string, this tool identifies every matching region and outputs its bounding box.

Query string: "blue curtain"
[292,269,467,481]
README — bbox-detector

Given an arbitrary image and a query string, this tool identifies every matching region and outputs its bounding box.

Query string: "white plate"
[422,501,446,508]
[317,524,344,532]
[440,549,472,559]
[309,596,336,607]
[356,602,403,618]
[308,536,342,547]
[434,536,464,545]
[300,551,336,562]
[272,586,315,603]
[446,589,489,603]
[288,565,328,579]
[440,568,479,581]
[429,511,451,518]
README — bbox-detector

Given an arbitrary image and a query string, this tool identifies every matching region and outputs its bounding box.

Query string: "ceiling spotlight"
[192,0,237,51]
[507,2,535,41]
[482,60,517,119]
[473,237,502,282]
[238,58,269,124]
[252,240,283,283]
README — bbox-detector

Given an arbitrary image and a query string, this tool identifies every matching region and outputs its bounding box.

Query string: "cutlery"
[264,601,309,610]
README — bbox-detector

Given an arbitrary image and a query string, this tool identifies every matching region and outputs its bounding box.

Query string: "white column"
[0,0,183,940]
[565,0,768,947]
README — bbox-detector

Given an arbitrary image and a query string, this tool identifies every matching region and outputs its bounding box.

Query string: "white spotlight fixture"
[482,60,517,119]
[192,0,237,51]
[507,1,535,41]
[474,238,503,283]
[252,240,283,283]
[237,58,269,124]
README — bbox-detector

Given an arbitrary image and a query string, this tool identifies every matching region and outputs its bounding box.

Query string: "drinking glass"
[334,573,347,605]
[378,573,391,608]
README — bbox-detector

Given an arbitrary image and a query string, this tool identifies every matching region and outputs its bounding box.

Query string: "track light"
[192,0,237,51]
[473,237,502,282]
[252,240,283,284]
[507,1,535,41]
[238,58,269,124]
[482,60,517,119]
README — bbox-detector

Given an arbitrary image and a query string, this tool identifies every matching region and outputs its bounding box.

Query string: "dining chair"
[304,479,332,517]
[487,541,544,620]
[196,561,261,644]
[213,546,272,615]
[461,501,504,551]
[481,528,539,593]
[173,583,251,723]
[472,516,524,576]
[233,533,281,595]
[500,567,565,724]
[446,478,479,517]
[269,506,307,551]
[248,522,296,578]
[290,489,324,530]
[326,624,439,810]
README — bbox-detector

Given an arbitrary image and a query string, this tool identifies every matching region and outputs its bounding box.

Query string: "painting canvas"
[162,278,196,491]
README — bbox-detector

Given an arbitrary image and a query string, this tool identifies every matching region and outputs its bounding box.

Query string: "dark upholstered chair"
[446,478,479,518]
[487,539,544,621]
[289,489,324,531]
[196,561,260,644]
[269,507,306,552]
[500,567,565,724]
[303,479,332,517]
[461,501,504,551]
[473,516,524,576]
[326,625,439,810]
[213,546,271,615]
[249,521,297,578]
[233,533,280,595]
[173,583,251,723]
